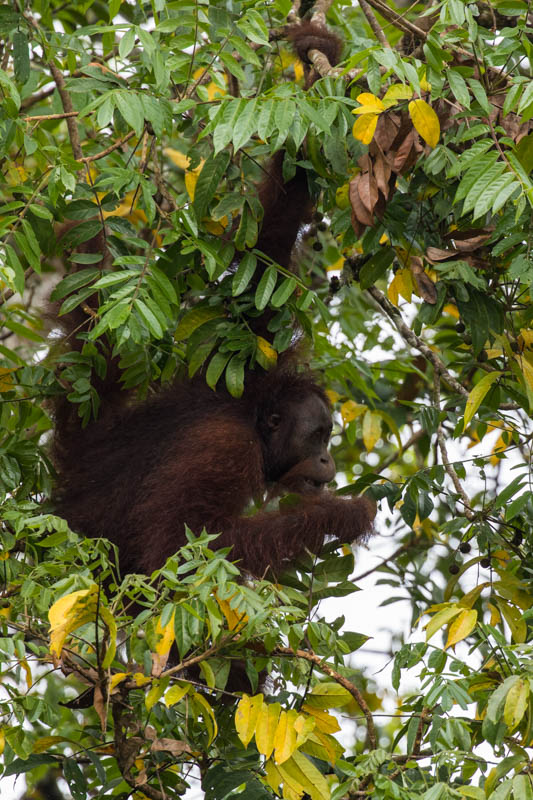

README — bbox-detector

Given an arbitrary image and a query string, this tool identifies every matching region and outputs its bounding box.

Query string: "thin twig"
[359,0,391,47]
[366,285,468,398]
[24,111,79,122]
[275,646,377,749]
[434,369,474,520]
[81,129,137,163]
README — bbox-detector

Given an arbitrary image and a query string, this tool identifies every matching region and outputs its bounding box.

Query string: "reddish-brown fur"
[51,23,375,579]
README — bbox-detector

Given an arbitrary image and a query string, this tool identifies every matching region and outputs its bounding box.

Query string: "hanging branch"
[434,369,475,520]
[48,61,83,162]
[359,0,391,47]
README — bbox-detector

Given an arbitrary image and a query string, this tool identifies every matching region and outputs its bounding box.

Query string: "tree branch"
[48,61,83,161]
[274,646,377,749]
[359,0,391,47]
[366,285,468,398]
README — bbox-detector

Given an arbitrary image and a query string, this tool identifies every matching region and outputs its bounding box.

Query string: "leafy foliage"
[0,1,532,799]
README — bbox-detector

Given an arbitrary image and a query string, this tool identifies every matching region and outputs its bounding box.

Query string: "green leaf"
[359,247,395,290]
[13,30,30,85]
[232,253,257,296]
[51,269,100,301]
[115,90,144,136]
[193,151,231,220]
[225,355,245,397]
[447,69,470,108]
[271,277,297,307]
[175,306,224,341]
[236,9,269,45]
[254,266,277,310]
[206,351,231,390]
[232,99,257,151]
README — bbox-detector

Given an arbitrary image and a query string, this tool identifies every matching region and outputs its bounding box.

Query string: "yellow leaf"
[0,367,15,392]
[278,750,331,800]
[352,113,379,145]
[185,170,199,201]
[340,400,366,424]
[256,702,281,759]
[488,602,501,625]
[495,598,527,643]
[33,735,69,754]
[504,678,529,730]
[164,147,191,170]
[133,672,151,686]
[445,608,477,649]
[20,659,32,690]
[256,336,278,368]
[274,709,298,765]
[0,551,9,561]
[110,672,130,691]
[155,611,176,656]
[293,713,315,748]
[459,583,489,609]
[145,681,165,711]
[463,371,502,431]
[515,352,533,397]
[301,705,341,735]
[408,99,440,148]
[264,759,284,794]
[0,729,4,755]
[387,267,413,306]
[382,83,413,107]
[294,60,304,83]
[335,183,350,209]
[425,604,462,641]
[302,730,344,765]
[235,693,263,748]
[327,255,345,272]
[353,92,386,113]
[420,73,431,92]
[325,389,340,404]
[164,682,190,707]
[48,586,98,659]
[191,691,218,745]
[362,410,382,452]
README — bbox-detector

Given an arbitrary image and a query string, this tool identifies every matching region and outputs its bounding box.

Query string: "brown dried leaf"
[151,652,169,677]
[374,112,402,151]
[358,172,379,214]
[444,229,492,251]
[93,684,107,732]
[151,737,192,756]
[392,129,416,173]
[374,152,392,196]
[411,260,437,304]
[350,177,374,228]
[426,246,460,262]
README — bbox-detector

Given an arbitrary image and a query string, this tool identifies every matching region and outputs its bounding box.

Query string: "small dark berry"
[455,321,466,334]
[512,531,523,546]
[312,241,323,252]
[313,212,324,222]
[480,557,491,568]
[317,221,328,232]
[510,341,519,353]
[329,276,341,293]
[464,334,472,345]
[459,542,471,554]
[478,350,488,362]
[449,563,460,575]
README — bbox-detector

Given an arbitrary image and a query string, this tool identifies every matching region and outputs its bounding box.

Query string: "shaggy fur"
[51,24,375,579]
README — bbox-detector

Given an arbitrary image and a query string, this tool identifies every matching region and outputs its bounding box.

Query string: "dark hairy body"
[51,22,375,580]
